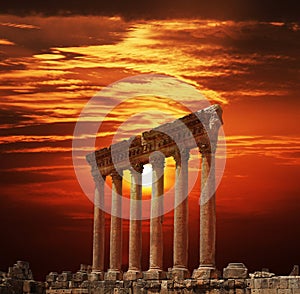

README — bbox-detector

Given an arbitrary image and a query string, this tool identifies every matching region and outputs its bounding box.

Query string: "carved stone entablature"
[86,105,223,176]
[110,169,123,182]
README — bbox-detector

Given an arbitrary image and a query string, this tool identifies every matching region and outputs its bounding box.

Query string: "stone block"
[123,271,142,281]
[169,268,190,281]
[289,278,300,289]
[247,279,255,288]
[143,270,166,280]
[261,290,276,294]
[73,272,88,282]
[279,279,289,289]
[223,263,248,279]
[184,279,196,290]
[292,290,300,294]
[46,272,58,283]
[16,261,29,270]
[268,278,280,289]
[223,279,235,290]
[105,270,123,281]
[89,272,104,281]
[193,267,218,279]
[261,279,269,289]
[254,279,262,289]
[278,289,292,294]
[57,272,72,282]
[236,289,246,294]
[23,280,36,293]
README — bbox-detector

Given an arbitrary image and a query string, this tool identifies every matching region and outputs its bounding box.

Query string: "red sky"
[0,6,299,280]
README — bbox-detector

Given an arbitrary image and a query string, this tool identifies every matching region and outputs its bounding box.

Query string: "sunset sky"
[0,1,299,280]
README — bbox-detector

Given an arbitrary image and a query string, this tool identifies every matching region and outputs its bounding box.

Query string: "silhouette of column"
[105,170,123,280]
[171,149,190,280]
[144,152,166,280]
[193,146,217,279]
[92,172,106,280]
[124,163,144,280]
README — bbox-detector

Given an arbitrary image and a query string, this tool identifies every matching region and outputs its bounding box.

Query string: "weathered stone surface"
[105,271,123,281]
[123,271,142,281]
[250,272,275,278]
[46,273,58,283]
[169,268,190,281]
[143,270,166,280]
[193,267,218,279]
[223,263,248,279]
[290,266,299,276]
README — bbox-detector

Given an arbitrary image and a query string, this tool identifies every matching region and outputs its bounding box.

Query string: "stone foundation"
[45,264,300,294]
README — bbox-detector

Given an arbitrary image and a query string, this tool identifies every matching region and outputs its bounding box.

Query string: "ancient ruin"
[2,105,299,294]
[85,104,223,281]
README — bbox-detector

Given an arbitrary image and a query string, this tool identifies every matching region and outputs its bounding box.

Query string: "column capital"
[172,148,190,167]
[149,152,165,170]
[130,161,144,174]
[92,170,106,189]
[111,169,123,181]
[198,142,217,155]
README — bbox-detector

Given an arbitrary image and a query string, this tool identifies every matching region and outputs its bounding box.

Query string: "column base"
[169,267,190,280]
[89,271,104,281]
[104,270,123,281]
[123,270,142,281]
[143,269,167,280]
[192,266,218,279]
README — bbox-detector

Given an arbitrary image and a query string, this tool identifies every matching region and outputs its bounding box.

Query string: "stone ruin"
[0,261,44,294]
[2,106,299,294]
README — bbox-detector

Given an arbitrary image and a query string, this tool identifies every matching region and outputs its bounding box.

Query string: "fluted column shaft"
[109,170,123,274]
[149,153,165,270]
[173,149,189,274]
[128,164,143,273]
[92,174,106,273]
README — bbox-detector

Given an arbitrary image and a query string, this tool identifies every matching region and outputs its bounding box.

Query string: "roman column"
[124,163,143,280]
[144,152,166,280]
[105,169,123,280]
[192,145,217,279]
[171,148,190,280]
[92,172,106,280]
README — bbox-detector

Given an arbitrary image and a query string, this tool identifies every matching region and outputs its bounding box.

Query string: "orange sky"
[0,15,299,280]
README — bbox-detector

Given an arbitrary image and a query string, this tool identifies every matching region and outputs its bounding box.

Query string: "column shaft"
[108,171,123,279]
[149,154,164,271]
[124,165,143,280]
[193,150,216,279]
[199,152,216,267]
[173,150,189,274]
[129,172,142,270]
[92,176,106,273]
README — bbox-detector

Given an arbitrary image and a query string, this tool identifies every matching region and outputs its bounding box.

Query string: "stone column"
[171,149,190,280]
[144,152,166,280]
[124,163,143,280]
[105,170,123,280]
[92,172,106,280]
[193,147,217,279]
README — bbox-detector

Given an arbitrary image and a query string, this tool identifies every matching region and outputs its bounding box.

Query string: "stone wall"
[45,264,300,294]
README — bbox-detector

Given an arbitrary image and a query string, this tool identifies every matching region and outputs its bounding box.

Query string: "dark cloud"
[0,170,70,184]
[0,15,128,58]
[1,0,300,21]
